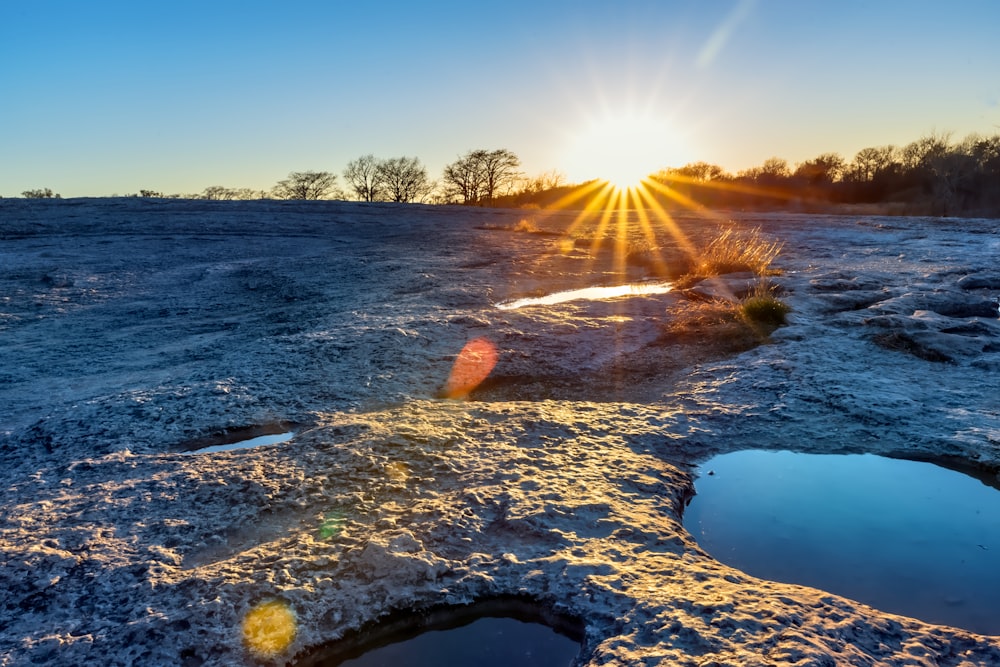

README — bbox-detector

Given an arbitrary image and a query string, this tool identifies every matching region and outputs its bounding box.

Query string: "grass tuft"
[693,227,784,278]
[740,281,791,326]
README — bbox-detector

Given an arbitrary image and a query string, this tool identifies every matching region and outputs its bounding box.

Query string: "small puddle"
[296,598,584,666]
[497,282,672,310]
[176,423,296,454]
[684,450,1000,635]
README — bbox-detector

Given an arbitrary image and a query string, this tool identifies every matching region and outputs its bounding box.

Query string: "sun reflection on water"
[497,282,673,310]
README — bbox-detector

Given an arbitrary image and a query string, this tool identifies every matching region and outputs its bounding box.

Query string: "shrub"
[741,281,791,326]
[22,188,60,199]
[741,293,791,325]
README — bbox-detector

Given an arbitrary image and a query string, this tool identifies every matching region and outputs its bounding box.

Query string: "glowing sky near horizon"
[1,0,998,197]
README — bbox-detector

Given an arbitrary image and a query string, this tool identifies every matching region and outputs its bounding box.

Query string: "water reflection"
[685,450,1000,634]
[337,616,578,667]
[177,423,296,454]
[189,431,294,454]
[297,598,584,667]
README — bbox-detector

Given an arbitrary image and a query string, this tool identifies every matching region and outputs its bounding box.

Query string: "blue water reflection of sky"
[686,450,1000,635]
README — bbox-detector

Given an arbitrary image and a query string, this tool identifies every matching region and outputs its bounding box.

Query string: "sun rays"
[517,161,804,291]
[529,175,724,285]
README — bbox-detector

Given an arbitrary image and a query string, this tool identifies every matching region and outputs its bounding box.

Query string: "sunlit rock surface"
[1,199,998,665]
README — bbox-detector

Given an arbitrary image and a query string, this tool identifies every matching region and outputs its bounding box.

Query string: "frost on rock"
[0,199,999,665]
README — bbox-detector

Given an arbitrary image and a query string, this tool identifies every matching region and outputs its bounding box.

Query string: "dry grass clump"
[660,299,761,353]
[693,227,783,278]
[661,280,791,353]
[513,218,540,233]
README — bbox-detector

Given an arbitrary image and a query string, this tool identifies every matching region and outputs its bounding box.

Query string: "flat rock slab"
[1,200,999,665]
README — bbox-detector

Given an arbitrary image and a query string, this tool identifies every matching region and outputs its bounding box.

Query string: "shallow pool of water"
[684,450,1000,635]
[192,431,294,453]
[179,429,295,454]
[297,599,583,667]
[337,616,578,667]
[497,282,672,310]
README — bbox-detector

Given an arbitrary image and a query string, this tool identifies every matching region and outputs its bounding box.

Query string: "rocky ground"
[1,198,998,665]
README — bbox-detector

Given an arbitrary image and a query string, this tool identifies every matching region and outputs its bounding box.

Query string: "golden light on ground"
[242,599,297,656]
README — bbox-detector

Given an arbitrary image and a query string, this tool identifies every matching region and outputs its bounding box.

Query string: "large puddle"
[296,598,584,666]
[497,282,672,310]
[684,450,1000,635]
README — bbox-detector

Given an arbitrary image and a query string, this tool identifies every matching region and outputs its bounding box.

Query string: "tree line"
[642,131,1000,217]
[13,131,1000,216]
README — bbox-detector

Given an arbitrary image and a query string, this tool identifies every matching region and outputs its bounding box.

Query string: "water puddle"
[296,598,584,666]
[497,282,672,310]
[176,423,295,454]
[684,450,1000,634]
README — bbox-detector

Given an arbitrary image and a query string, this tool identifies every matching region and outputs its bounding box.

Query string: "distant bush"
[22,188,60,199]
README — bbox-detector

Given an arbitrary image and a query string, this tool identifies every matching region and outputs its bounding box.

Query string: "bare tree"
[375,157,432,203]
[442,149,522,205]
[663,162,729,181]
[847,146,897,182]
[343,154,383,202]
[442,151,486,204]
[197,186,262,200]
[478,149,521,205]
[793,153,845,186]
[901,131,952,170]
[518,169,566,194]
[201,186,236,200]
[272,171,340,200]
[739,157,791,182]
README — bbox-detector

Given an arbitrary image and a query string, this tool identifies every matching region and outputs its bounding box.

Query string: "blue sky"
[2,0,998,197]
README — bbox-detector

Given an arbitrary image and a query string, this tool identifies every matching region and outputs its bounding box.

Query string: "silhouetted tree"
[375,157,432,203]
[846,146,897,183]
[201,185,237,200]
[343,154,383,202]
[442,151,485,204]
[740,157,791,182]
[442,149,522,205]
[521,169,566,193]
[794,153,845,186]
[669,162,729,181]
[272,171,340,200]
[478,149,521,205]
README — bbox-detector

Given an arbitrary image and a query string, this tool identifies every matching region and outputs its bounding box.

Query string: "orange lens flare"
[443,337,498,399]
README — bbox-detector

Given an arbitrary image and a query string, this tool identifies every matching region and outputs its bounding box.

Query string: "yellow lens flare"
[242,600,297,657]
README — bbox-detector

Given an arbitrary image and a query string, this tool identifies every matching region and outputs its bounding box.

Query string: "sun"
[563,112,691,190]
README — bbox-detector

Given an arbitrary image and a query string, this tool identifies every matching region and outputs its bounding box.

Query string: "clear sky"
[2,0,998,198]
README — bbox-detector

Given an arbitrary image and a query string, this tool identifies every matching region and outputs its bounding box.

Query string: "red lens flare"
[443,338,498,399]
